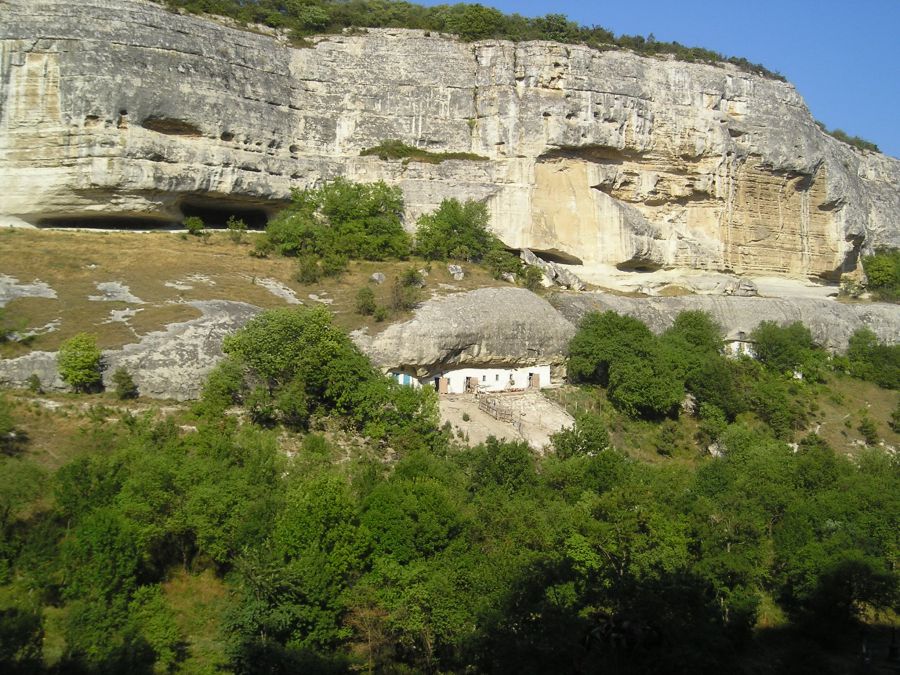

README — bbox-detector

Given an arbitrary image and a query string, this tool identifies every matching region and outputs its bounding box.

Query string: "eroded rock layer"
[1,0,898,280]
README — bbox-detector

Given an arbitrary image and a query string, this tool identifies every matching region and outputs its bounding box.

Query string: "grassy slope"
[0,228,509,357]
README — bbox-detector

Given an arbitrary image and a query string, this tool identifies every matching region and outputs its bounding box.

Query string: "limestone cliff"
[1,0,898,281]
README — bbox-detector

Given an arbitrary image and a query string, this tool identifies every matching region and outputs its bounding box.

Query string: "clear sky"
[422,0,900,158]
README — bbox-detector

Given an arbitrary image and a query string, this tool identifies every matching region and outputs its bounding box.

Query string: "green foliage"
[265,178,410,262]
[26,373,42,394]
[415,198,497,261]
[389,272,422,311]
[227,215,247,244]
[0,607,43,671]
[360,139,487,163]
[568,311,656,385]
[482,247,521,279]
[111,367,138,400]
[857,416,878,445]
[844,327,899,389]
[183,216,205,236]
[550,411,609,459]
[816,122,881,153]
[156,0,785,79]
[354,285,376,316]
[58,332,103,393]
[861,247,900,302]
[520,265,544,291]
[750,320,815,375]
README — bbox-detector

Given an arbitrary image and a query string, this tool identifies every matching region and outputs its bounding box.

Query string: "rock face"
[550,292,899,352]
[0,300,260,399]
[352,288,575,377]
[2,0,898,281]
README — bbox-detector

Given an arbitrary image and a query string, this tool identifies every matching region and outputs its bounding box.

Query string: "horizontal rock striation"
[550,292,899,351]
[1,0,898,280]
[352,287,575,377]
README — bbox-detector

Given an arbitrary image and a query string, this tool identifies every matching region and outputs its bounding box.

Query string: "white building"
[390,364,552,394]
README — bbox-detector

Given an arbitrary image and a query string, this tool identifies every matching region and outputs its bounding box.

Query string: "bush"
[845,327,899,389]
[111,367,138,400]
[861,247,900,302]
[858,416,878,445]
[265,178,411,262]
[550,412,609,459]
[373,306,389,323]
[26,374,42,395]
[227,216,247,244]
[520,266,544,292]
[355,286,376,316]
[183,216,205,236]
[58,333,103,393]
[750,321,815,375]
[415,198,496,261]
[390,274,422,312]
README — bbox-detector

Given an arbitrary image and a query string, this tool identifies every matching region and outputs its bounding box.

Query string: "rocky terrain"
[2,0,898,284]
[351,287,576,377]
[0,300,259,399]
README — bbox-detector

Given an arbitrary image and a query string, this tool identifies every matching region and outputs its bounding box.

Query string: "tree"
[415,198,496,261]
[550,412,609,459]
[567,311,656,385]
[750,321,814,374]
[265,178,410,261]
[58,333,103,393]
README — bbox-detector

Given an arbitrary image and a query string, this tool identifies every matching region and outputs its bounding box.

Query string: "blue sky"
[423,0,900,157]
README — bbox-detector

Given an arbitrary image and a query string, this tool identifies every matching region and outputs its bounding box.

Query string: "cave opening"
[179,199,270,230]
[36,215,179,230]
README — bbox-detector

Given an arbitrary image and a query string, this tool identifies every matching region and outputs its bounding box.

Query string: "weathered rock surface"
[1,0,897,283]
[521,249,586,290]
[550,292,899,351]
[352,287,575,376]
[0,300,260,399]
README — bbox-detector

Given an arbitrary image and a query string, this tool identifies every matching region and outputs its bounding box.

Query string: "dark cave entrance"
[37,215,180,230]
[179,198,271,230]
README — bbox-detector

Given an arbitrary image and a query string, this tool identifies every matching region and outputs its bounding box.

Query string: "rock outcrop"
[352,287,575,376]
[0,300,260,399]
[2,0,898,282]
[550,292,899,351]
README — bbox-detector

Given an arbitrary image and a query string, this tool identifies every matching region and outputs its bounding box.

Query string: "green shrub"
[227,215,247,244]
[373,306,389,322]
[111,367,138,400]
[390,275,421,311]
[520,266,544,292]
[355,286,376,316]
[858,416,878,445]
[861,247,900,302]
[415,198,496,262]
[265,178,411,262]
[58,333,103,393]
[183,216,205,236]
[26,374,42,395]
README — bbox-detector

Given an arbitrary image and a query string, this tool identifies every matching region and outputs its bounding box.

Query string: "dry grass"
[0,228,510,355]
[163,569,231,673]
[810,374,900,454]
